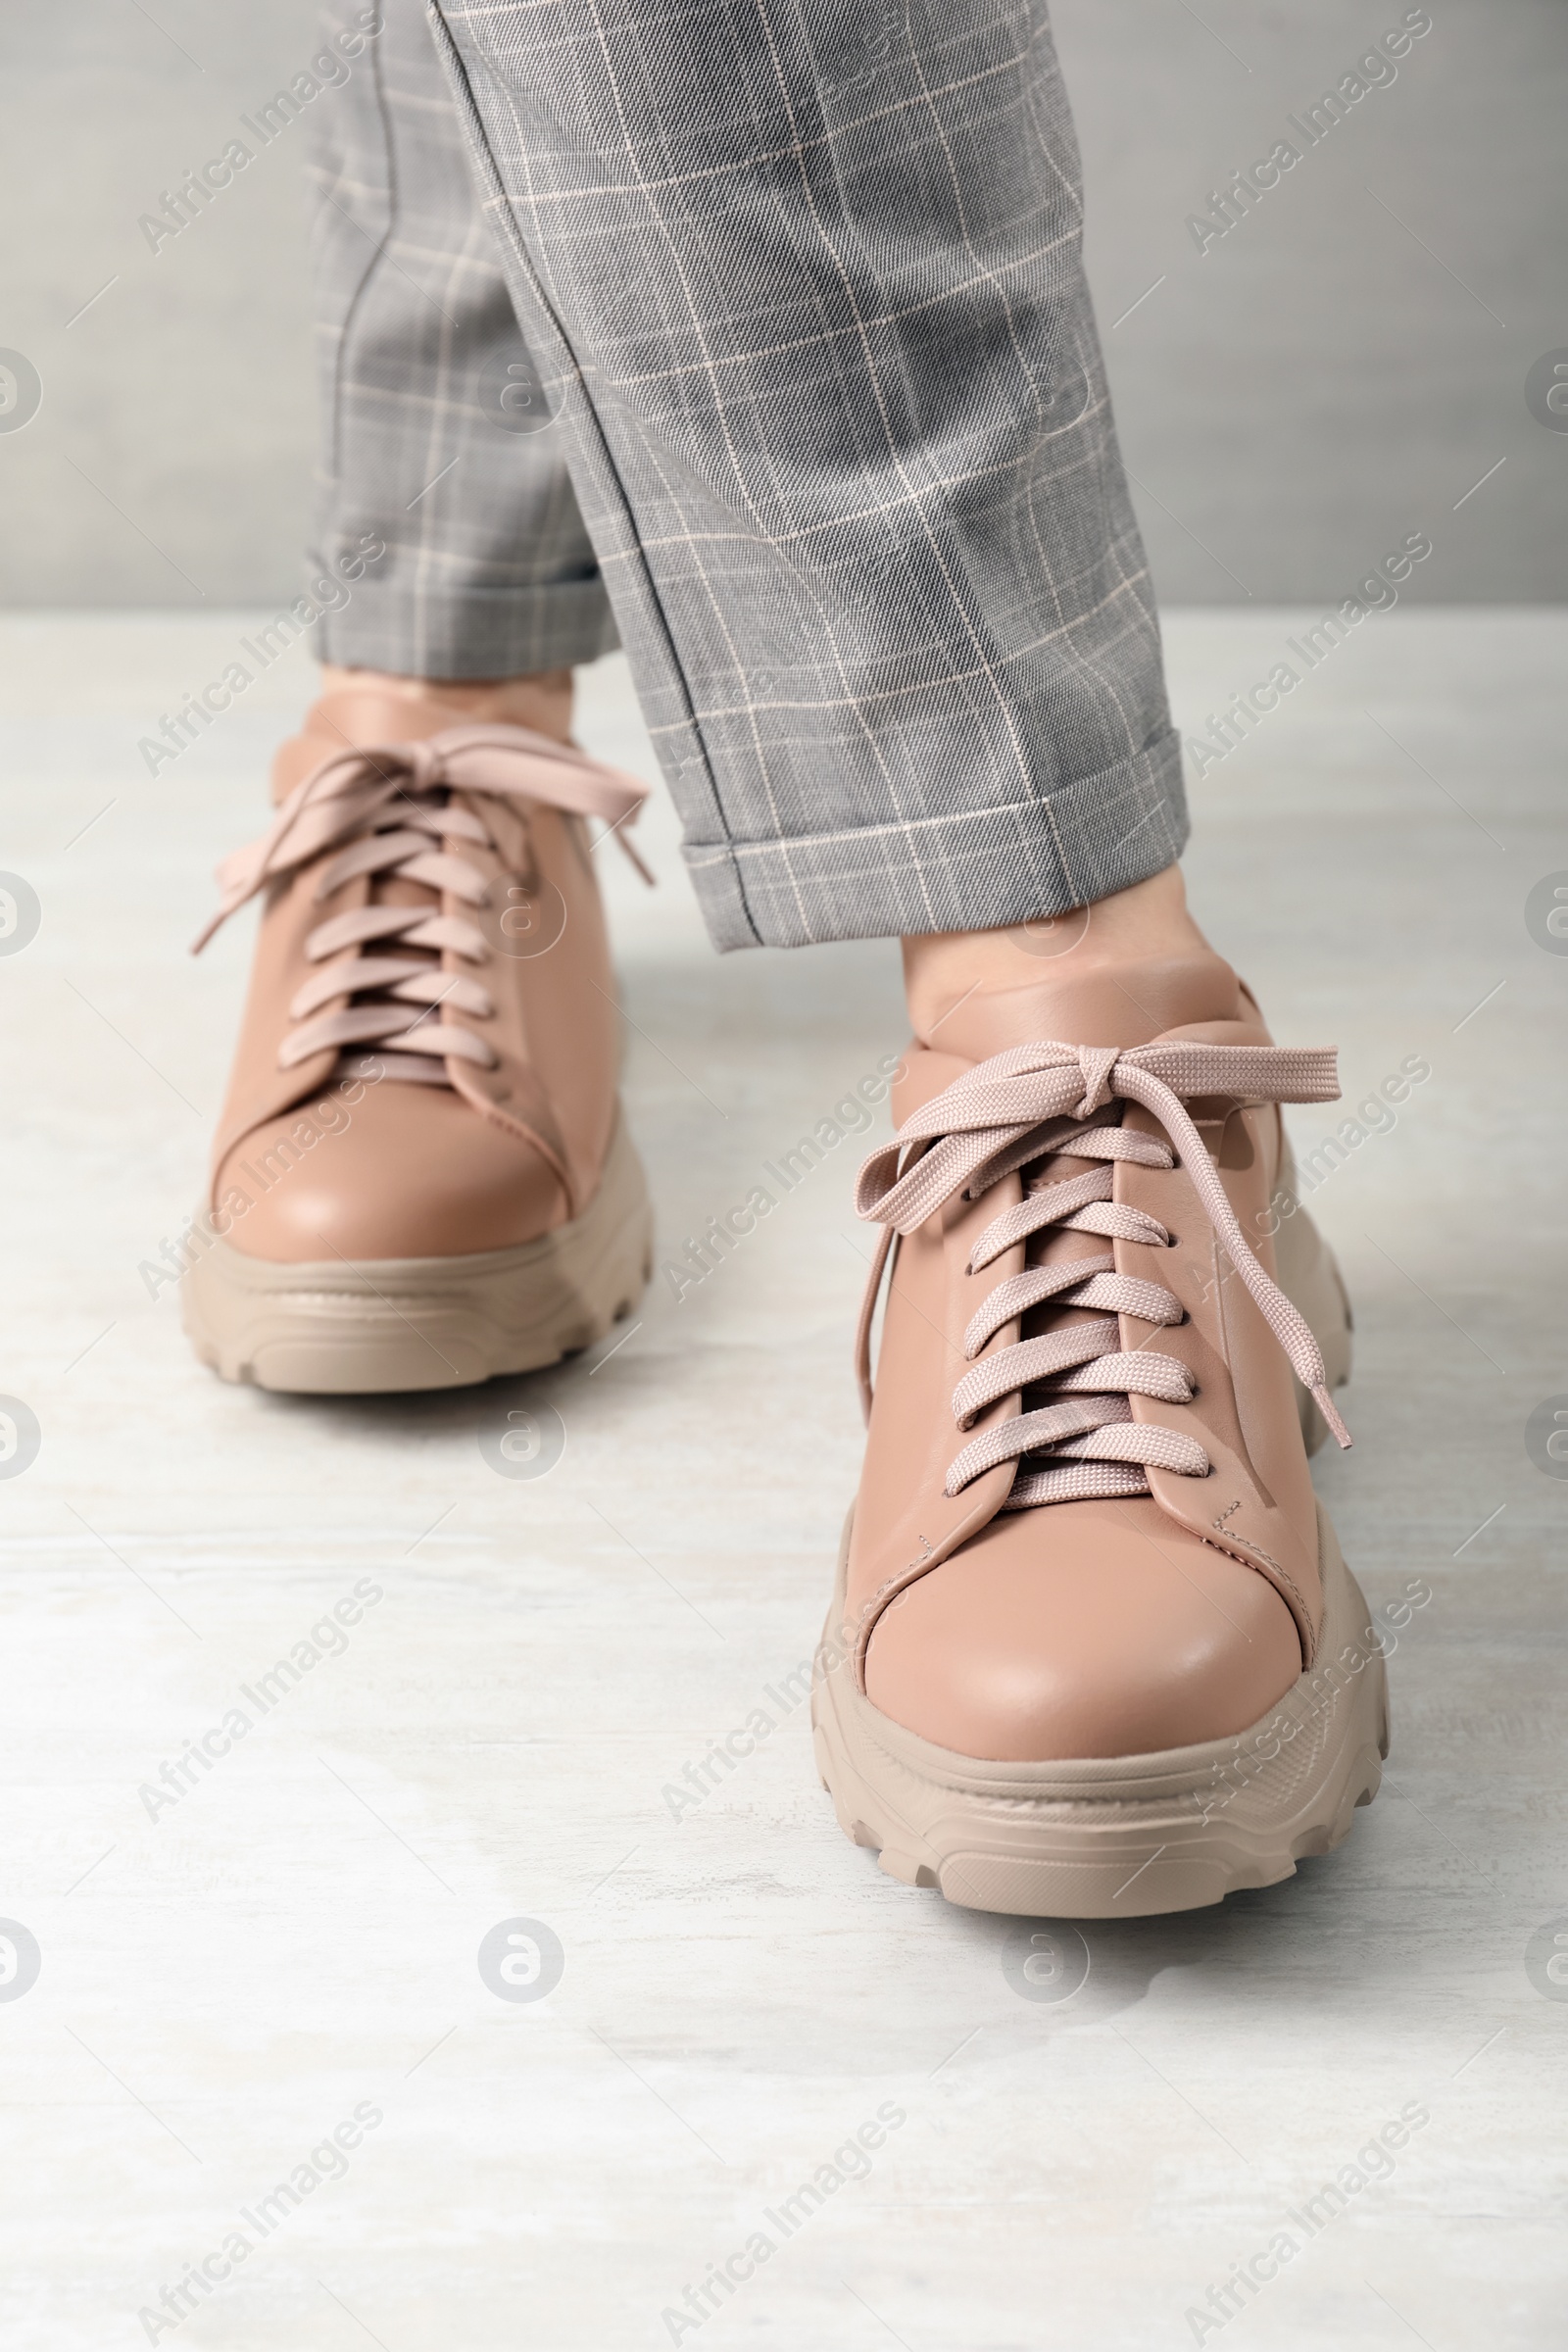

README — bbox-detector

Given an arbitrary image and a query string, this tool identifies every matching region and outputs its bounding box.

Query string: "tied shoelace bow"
[854,1040,1350,1511]
[192,722,651,1086]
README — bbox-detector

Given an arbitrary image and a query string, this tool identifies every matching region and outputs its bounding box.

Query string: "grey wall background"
[2,0,1564,610]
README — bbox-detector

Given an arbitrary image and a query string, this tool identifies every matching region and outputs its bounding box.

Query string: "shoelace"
[192,723,650,1087]
[854,1040,1350,1510]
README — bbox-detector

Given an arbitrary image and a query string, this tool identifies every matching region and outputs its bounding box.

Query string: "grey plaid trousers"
[306,0,1187,949]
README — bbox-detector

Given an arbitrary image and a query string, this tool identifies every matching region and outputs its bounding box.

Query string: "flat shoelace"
[855,1040,1349,1509]
[192,722,651,1088]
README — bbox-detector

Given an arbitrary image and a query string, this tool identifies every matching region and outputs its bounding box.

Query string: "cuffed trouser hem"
[308,560,619,679]
[681,730,1188,953]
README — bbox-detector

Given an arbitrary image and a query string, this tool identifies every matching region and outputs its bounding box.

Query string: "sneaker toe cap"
[862,1499,1303,1762]
[214,1084,568,1261]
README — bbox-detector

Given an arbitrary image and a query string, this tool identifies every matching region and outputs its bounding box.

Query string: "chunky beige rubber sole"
[812,1501,1388,1918]
[181,1112,653,1395]
[814,1194,1372,1919]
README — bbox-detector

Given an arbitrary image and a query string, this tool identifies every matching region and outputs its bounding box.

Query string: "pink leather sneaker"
[813,955,1384,1917]
[181,686,653,1392]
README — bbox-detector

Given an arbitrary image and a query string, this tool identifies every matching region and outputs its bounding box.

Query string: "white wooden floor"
[0,611,1563,2350]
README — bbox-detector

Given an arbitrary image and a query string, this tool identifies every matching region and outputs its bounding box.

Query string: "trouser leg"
[425,0,1186,948]
[304,0,616,676]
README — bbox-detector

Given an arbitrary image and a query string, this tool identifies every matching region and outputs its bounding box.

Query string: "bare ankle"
[902,865,1220,1047]
[318,664,574,742]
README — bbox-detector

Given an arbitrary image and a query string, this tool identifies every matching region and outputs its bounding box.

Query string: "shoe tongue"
[270,692,466,805]
[270,689,579,805]
[925,951,1244,1061]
